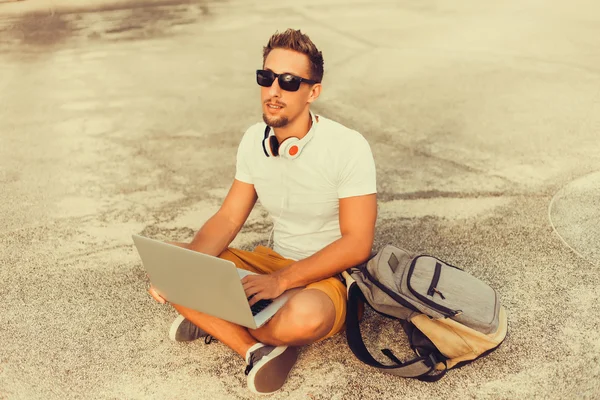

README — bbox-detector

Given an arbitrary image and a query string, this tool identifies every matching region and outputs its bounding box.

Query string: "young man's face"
[261,48,318,128]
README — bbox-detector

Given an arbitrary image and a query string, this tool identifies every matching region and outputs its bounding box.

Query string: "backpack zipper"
[427,262,445,299]
[407,257,459,317]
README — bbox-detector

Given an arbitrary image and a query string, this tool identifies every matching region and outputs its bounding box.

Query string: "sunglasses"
[256,69,318,92]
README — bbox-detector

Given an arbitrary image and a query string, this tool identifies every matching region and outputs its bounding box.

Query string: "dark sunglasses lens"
[278,74,301,91]
[256,70,275,87]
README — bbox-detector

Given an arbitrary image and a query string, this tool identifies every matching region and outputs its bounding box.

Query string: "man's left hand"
[241,273,286,306]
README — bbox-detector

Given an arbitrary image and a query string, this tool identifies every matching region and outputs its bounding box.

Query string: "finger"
[244,285,260,300]
[242,279,254,291]
[151,292,166,304]
[248,292,263,306]
[242,275,263,291]
[241,274,258,285]
[148,287,166,304]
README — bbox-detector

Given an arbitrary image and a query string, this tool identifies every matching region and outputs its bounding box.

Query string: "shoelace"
[244,351,260,375]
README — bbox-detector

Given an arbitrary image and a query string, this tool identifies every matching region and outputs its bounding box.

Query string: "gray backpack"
[344,244,508,381]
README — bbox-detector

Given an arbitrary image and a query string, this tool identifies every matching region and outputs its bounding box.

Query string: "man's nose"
[268,77,281,97]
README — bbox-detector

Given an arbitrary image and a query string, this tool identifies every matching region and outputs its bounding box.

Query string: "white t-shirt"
[235,112,377,261]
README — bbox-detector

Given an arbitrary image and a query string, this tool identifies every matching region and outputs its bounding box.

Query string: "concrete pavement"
[1,0,600,399]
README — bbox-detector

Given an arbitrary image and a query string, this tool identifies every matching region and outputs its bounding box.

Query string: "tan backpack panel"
[411,306,508,369]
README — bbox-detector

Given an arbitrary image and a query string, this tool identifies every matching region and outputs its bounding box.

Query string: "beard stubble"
[262,113,289,128]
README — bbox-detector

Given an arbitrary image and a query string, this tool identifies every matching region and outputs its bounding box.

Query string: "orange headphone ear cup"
[279,137,302,160]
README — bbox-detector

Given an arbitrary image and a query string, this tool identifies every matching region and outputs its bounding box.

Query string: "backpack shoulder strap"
[345,282,445,381]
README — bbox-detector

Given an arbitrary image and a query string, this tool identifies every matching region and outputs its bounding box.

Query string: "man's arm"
[186,179,258,256]
[149,179,257,303]
[242,193,377,304]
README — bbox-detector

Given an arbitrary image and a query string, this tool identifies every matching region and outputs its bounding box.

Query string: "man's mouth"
[266,103,284,110]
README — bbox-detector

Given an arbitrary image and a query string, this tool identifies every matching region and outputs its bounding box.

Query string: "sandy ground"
[1,0,600,399]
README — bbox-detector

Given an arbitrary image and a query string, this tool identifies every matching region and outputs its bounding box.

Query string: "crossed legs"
[167,242,341,357]
[163,243,345,394]
[172,287,336,358]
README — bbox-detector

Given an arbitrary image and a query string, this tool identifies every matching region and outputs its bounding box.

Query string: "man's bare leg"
[164,244,337,395]
[167,239,337,348]
[168,291,302,396]
[250,289,337,346]
[173,289,336,349]
[171,303,257,359]
[165,241,258,358]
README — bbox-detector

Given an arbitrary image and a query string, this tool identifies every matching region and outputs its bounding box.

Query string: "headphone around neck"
[261,113,318,160]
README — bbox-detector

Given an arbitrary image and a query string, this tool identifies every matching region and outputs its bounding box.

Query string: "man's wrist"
[276,265,295,292]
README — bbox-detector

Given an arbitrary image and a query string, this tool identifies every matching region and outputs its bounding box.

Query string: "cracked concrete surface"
[1,0,600,399]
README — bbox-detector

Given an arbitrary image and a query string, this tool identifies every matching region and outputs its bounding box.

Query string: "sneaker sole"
[247,346,298,395]
[168,314,186,342]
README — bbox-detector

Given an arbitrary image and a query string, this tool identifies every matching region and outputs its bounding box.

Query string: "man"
[149,29,377,395]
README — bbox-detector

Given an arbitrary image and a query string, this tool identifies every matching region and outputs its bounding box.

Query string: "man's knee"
[283,290,336,335]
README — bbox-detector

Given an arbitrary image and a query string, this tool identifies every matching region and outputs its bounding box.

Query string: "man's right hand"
[148,284,167,304]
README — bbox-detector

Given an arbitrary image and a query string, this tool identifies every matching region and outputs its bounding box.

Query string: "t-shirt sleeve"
[234,128,255,184]
[337,134,377,198]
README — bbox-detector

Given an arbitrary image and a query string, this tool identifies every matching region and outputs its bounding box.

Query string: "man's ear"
[307,83,322,104]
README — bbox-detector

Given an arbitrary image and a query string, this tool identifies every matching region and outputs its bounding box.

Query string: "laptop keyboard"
[250,299,273,316]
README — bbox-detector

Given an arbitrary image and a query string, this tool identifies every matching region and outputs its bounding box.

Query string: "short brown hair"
[263,29,324,83]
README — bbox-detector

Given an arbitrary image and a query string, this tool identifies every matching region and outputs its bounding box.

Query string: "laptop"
[132,234,299,329]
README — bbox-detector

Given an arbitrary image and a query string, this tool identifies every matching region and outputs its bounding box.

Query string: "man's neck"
[273,110,313,143]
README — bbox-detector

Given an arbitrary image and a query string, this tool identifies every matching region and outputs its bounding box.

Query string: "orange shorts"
[218,245,348,341]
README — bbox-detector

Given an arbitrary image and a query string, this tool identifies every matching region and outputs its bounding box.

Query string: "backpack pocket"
[410,306,508,369]
[406,256,501,334]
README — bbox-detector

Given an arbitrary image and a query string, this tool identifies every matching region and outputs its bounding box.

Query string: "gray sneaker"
[169,314,214,343]
[245,345,298,395]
